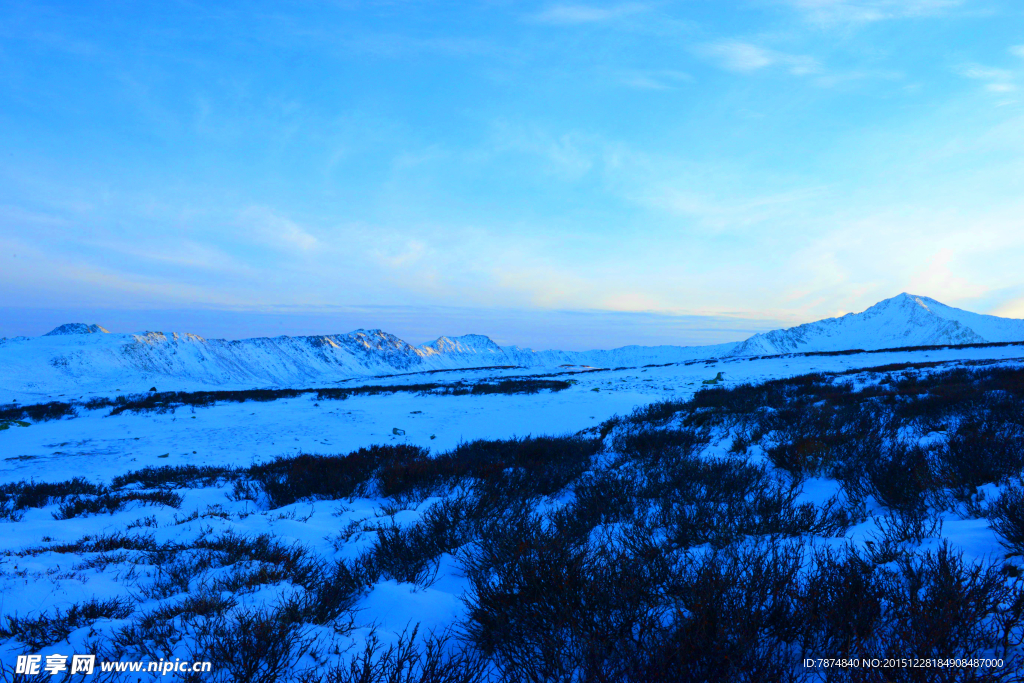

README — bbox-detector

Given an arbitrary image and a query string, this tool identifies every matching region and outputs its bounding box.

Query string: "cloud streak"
[617,69,692,90]
[955,63,1017,93]
[237,207,319,252]
[529,3,651,25]
[698,41,820,75]
[781,0,965,25]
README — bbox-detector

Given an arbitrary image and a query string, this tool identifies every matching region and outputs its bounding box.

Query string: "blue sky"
[2,0,1023,348]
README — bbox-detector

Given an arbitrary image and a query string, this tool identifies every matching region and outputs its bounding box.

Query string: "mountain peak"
[866,292,927,310]
[44,323,109,336]
[420,334,504,354]
[730,294,1024,356]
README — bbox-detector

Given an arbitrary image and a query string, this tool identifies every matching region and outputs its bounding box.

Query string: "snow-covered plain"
[4,343,1024,486]
[2,342,1024,680]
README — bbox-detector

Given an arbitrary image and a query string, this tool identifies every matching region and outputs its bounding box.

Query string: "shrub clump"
[0,477,105,520]
[0,598,133,650]
[54,490,183,519]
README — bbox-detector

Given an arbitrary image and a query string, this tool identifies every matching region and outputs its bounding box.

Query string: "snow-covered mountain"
[44,323,109,336]
[0,326,729,397]
[729,293,1024,356]
[3,294,1022,397]
[418,334,736,369]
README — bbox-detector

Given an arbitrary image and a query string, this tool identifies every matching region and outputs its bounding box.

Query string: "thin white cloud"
[490,122,597,180]
[705,42,774,71]
[371,239,430,269]
[237,206,318,252]
[955,63,1016,93]
[782,0,964,25]
[699,41,820,76]
[530,3,650,25]
[618,69,692,90]
[637,184,828,234]
[956,64,1013,81]
[1011,45,1024,59]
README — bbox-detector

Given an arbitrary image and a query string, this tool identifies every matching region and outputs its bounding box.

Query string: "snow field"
[3,349,1024,680]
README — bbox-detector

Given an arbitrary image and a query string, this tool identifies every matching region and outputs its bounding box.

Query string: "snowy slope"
[908,295,1024,342]
[729,293,1024,356]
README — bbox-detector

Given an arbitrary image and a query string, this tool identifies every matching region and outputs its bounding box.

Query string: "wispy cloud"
[781,0,965,25]
[370,238,431,269]
[1011,45,1024,59]
[339,34,501,59]
[955,63,1016,93]
[956,65,1013,81]
[617,69,692,90]
[237,206,318,252]
[699,41,820,75]
[636,184,828,233]
[530,3,651,25]
[489,122,598,180]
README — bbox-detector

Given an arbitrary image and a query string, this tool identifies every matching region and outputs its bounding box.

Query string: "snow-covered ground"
[5,343,1024,486]
[2,342,1024,680]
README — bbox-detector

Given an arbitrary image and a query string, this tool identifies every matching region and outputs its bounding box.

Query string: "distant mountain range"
[2,294,1022,396]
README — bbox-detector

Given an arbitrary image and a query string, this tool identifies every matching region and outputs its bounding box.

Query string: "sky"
[1,0,1023,348]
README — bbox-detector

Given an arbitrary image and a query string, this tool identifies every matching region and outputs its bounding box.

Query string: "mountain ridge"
[43,323,109,336]
[4,294,1023,396]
